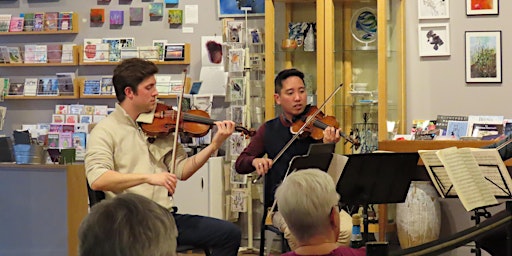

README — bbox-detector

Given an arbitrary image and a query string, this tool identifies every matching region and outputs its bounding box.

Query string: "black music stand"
[337,152,420,243]
[287,143,336,172]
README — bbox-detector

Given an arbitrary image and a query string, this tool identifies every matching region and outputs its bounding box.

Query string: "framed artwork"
[418,0,450,19]
[163,43,185,61]
[466,0,499,16]
[227,76,245,102]
[217,0,264,18]
[418,23,450,56]
[465,31,502,83]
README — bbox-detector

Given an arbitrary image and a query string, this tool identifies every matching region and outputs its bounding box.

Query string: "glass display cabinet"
[264,0,406,154]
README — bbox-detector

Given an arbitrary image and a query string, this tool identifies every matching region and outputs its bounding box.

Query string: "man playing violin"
[85,58,241,255]
[235,68,353,250]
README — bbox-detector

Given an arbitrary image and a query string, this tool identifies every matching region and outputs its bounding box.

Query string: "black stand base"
[470,208,492,256]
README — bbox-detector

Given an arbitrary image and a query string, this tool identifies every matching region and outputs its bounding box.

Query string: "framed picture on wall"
[465,31,502,83]
[418,0,450,19]
[466,0,499,16]
[418,23,450,57]
[217,0,264,18]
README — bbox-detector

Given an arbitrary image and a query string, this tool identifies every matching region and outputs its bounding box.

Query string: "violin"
[290,105,360,149]
[141,103,256,138]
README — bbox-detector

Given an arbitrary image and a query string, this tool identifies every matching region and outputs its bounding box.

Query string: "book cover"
[47,132,60,148]
[24,44,37,63]
[72,132,87,161]
[446,121,469,139]
[83,105,95,115]
[0,46,9,64]
[130,7,143,22]
[79,114,92,124]
[83,79,101,95]
[37,77,58,96]
[9,17,24,32]
[56,73,75,95]
[55,104,69,114]
[109,10,124,25]
[47,44,62,63]
[59,132,73,148]
[471,123,503,137]
[100,76,113,95]
[62,124,75,133]
[44,12,59,31]
[61,44,75,63]
[102,38,121,62]
[90,8,105,23]
[120,47,138,60]
[23,78,38,96]
[51,114,65,124]
[94,105,108,115]
[68,104,84,115]
[83,39,103,62]
[7,47,22,63]
[0,14,11,32]
[436,115,468,135]
[138,46,160,61]
[22,13,34,31]
[34,44,47,63]
[65,114,78,123]
[95,43,110,62]
[467,115,504,137]
[8,82,24,96]
[152,40,167,61]
[58,12,73,30]
[33,12,44,31]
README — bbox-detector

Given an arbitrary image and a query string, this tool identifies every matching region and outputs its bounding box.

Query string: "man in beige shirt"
[85,58,241,255]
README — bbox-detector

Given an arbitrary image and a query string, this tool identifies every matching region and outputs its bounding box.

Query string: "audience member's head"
[275,169,340,243]
[78,193,178,256]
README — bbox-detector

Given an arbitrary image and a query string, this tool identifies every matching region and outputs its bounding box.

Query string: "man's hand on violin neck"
[323,126,341,144]
[211,120,236,145]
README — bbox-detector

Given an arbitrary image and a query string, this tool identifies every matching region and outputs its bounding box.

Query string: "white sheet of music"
[419,150,455,197]
[436,147,498,211]
[327,153,349,185]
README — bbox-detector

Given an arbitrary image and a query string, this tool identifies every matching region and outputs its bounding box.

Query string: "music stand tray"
[337,152,420,242]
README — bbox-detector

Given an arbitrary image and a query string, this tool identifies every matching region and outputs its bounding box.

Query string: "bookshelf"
[0,45,80,66]
[78,43,191,66]
[0,12,79,35]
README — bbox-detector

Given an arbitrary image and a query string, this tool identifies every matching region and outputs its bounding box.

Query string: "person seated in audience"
[78,193,178,256]
[275,169,366,256]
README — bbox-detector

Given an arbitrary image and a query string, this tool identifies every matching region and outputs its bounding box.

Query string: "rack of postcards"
[222,8,265,252]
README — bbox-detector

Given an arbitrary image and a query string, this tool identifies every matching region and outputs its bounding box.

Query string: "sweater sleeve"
[235,124,266,174]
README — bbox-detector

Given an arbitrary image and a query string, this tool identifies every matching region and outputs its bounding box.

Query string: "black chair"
[259,174,291,256]
[86,180,212,255]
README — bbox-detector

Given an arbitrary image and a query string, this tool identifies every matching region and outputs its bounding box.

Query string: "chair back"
[86,180,105,207]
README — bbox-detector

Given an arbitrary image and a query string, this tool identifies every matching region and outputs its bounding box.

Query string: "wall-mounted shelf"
[0,13,79,35]
[0,46,80,66]
[4,77,81,100]
[78,43,191,66]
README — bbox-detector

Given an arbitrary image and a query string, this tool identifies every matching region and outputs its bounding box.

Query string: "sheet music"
[436,147,498,211]
[327,153,349,185]
[418,150,456,197]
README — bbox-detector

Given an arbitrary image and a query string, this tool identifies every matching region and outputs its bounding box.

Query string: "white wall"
[406,1,511,129]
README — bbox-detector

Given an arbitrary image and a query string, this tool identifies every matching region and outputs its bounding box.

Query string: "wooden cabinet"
[264,0,405,153]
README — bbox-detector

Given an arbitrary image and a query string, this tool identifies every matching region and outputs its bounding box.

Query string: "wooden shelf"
[0,45,80,66]
[78,43,191,65]
[4,77,81,100]
[78,77,191,99]
[0,13,79,35]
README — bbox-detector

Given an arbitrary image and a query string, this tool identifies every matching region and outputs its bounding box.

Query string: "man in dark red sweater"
[235,68,352,249]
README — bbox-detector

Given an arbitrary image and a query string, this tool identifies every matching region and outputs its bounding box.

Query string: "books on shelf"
[33,12,44,31]
[9,17,24,32]
[61,44,75,63]
[0,46,9,63]
[56,72,75,95]
[44,12,59,32]
[47,44,62,63]
[120,47,138,60]
[83,79,101,95]
[8,47,22,63]
[22,13,34,31]
[23,78,38,96]
[37,77,59,96]
[58,12,73,31]
[100,76,113,95]
[83,39,102,62]
[0,14,12,32]
[138,46,160,61]
[8,82,24,96]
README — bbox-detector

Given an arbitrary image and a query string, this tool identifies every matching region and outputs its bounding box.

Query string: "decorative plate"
[350,7,377,44]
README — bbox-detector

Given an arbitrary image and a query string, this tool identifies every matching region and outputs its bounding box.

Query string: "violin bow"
[253,83,344,184]
[169,69,187,196]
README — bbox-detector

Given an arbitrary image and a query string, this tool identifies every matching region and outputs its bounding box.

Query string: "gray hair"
[275,169,340,242]
[78,193,178,256]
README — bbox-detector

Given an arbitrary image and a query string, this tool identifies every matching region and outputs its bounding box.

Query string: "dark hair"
[274,68,305,94]
[112,58,159,102]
